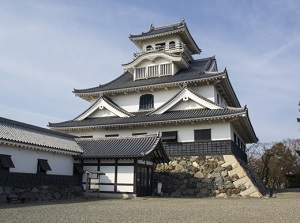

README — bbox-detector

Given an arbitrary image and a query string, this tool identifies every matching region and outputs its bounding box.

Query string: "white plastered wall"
[73,121,232,142]
[0,144,74,175]
[109,85,216,113]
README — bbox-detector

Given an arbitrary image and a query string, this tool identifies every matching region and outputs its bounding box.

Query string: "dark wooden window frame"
[139,94,154,110]
[0,154,15,172]
[194,129,211,141]
[161,131,178,142]
[37,159,52,174]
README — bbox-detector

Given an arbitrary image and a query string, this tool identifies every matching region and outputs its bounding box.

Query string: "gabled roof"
[74,95,134,120]
[76,135,170,163]
[129,20,201,54]
[148,86,222,115]
[0,117,82,154]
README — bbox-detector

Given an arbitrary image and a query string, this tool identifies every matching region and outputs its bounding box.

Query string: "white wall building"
[49,20,258,197]
[0,117,83,187]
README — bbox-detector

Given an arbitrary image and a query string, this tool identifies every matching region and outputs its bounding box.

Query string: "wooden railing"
[133,43,188,58]
[162,140,247,163]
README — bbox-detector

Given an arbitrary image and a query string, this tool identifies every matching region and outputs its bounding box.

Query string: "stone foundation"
[154,155,265,198]
[0,185,83,203]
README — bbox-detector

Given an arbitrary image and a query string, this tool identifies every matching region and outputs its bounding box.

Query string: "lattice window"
[148,65,159,78]
[136,67,146,79]
[160,63,172,75]
[194,129,211,141]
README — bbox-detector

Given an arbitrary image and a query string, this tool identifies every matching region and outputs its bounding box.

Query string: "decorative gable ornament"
[75,96,134,121]
[148,87,222,115]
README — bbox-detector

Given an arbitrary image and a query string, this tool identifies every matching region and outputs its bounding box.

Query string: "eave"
[74,73,227,102]
[49,111,246,132]
[0,139,82,155]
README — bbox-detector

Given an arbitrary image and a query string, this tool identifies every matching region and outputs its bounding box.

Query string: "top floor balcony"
[133,42,192,61]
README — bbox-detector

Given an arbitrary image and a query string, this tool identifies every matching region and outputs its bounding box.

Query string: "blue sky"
[0,0,299,143]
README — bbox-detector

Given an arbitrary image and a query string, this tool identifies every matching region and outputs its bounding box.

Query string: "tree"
[248,141,300,188]
[298,101,300,123]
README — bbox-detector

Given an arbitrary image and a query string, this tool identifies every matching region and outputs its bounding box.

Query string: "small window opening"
[169,41,175,49]
[194,129,211,141]
[146,45,153,51]
[37,159,52,174]
[139,94,154,110]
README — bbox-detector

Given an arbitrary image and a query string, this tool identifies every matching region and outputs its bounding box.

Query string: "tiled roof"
[129,21,186,39]
[73,57,216,94]
[76,135,169,162]
[49,107,246,129]
[0,117,82,154]
[129,20,200,54]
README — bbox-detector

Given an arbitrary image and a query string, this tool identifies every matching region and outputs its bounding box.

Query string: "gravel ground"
[1,197,300,223]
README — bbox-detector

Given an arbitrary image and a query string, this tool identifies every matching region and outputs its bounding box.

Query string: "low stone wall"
[0,185,83,203]
[154,155,264,198]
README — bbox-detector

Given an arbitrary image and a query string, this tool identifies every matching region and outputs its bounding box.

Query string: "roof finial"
[149,24,154,30]
[180,18,186,25]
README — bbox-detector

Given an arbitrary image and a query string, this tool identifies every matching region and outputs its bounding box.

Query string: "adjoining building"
[49,20,264,197]
[0,117,84,202]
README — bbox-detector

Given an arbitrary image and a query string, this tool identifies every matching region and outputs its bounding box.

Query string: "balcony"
[133,42,191,59]
[162,140,247,163]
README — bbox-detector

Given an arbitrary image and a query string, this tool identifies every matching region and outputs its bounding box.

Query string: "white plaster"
[0,144,74,175]
[100,166,115,183]
[100,185,115,192]
[117,185,134,193]
[71,121,232,142]
[117,166,134,184]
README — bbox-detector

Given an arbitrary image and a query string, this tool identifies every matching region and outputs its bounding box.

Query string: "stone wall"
[0,172,84,203]
[154,155,265,198]
[0,185,83,203]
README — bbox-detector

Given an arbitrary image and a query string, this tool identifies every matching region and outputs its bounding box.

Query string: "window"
[132,132,147,136]
[105,134,119,137]
[169,41,175,49]
[37,159,51,174]
[155,42,165,50]
[0,154,15,172]
[146,45,153,51]
[161,131,178,142]
[194,129,211,141]
[148,65,159,78]
[160,63,172,75]
[234,133,237,144]
[217,93,221,104]
[139,94,154,110]
[136,67,146,79]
